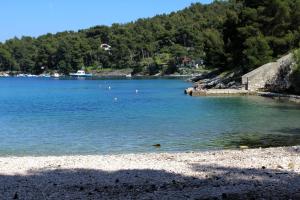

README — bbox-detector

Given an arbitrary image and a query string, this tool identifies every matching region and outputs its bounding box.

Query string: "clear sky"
[0,0,212,42]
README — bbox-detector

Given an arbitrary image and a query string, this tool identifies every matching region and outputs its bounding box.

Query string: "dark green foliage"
[203,29,226,69]
[242,35,273,70]
[0,0,299,75]
[0,45,16,71]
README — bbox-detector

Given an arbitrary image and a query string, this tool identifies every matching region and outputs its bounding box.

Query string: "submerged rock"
[152,144,161,148]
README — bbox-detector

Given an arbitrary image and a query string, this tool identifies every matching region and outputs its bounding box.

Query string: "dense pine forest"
[0,0,300,75]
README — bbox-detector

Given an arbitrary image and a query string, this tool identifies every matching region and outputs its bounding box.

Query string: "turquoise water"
[0,77,300,156]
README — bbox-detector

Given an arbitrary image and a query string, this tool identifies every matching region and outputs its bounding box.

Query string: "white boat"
[16,74,26,77]
[39,74,51,78]
[69,70,93,77]
[126,74,132,78]
[52,73,61,78]
[0,73,9,77]
[26,74,38,77]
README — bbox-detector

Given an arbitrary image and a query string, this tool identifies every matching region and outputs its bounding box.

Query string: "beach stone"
[277,165,284,169]
[288,162,295,169]
[0,147,300,199]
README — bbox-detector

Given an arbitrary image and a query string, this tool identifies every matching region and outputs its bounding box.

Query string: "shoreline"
[185,87,300,103]
[258,92,300,103]
[0,74,195,80]
[1,146,299,199]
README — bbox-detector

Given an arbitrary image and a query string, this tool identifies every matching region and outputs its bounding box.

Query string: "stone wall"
[242,53,294,91]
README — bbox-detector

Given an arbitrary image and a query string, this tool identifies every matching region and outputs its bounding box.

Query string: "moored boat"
[0,73,9,77]
[39,74,51,78]
[52,73,61,78]
[69,70,93,77]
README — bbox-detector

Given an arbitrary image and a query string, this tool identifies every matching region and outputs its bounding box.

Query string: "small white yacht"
[26,74,38,77]
[0,73,9,77]
[52,73,61,78]
[39,74,51,78]
[69,70,93,77]
[16,74,26,77]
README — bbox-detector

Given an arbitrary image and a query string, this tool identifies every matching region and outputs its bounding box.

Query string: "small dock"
[184,88,300,103]
[185,88,252,96]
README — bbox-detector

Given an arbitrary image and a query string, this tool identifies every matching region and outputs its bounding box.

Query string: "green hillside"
[0,0,299,75]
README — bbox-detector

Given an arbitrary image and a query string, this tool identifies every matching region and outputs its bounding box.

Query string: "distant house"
[180,56,204,68]
[100,44,111,51]
[182,56,192,66]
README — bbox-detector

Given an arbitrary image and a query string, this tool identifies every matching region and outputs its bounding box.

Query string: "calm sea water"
[0,77,300,156]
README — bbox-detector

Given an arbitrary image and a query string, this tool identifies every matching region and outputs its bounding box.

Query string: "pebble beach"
[1,147,300,199]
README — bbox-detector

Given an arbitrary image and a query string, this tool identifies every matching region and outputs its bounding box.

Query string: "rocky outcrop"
[192,70,243,90]
[186,53,298,97]
[242,53,295,92]
[188,69,220,82]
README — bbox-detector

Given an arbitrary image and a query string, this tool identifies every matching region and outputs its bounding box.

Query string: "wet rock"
[222,193,227,199]
[193,69,242,91]
[13,192,18,199]
[293,192,300,199]
[127,185,134,190]
[150,184,156,190]
[152,144,161,148]
[189,69,220,82]
[226,192,243,200]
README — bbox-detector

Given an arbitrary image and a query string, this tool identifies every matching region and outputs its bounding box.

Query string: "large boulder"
[242,53,295,92]
[264,60,294,92]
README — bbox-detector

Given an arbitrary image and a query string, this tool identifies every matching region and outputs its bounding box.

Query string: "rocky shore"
[1,147,300,199]
[185,53,300,103]
[258,92,300,103]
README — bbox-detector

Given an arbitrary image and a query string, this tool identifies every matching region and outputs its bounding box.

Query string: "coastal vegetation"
[0,0,300,76]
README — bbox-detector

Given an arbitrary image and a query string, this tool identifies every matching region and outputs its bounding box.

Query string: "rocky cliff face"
[191,70,243,90]
[264,57,294,93]
[242,53,295,92]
